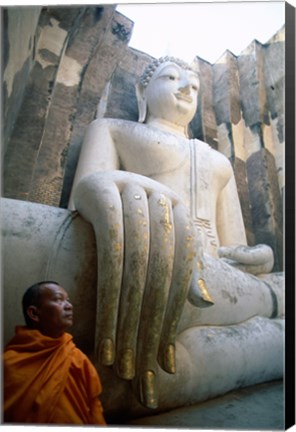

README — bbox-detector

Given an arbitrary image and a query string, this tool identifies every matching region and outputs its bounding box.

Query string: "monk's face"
[145,62,199,127]
[34,283,73,338]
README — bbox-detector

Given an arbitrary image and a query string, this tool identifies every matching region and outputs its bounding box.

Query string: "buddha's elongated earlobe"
[136,82,147,123]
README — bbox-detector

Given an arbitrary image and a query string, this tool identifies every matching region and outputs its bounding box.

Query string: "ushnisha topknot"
[139,56,199,88]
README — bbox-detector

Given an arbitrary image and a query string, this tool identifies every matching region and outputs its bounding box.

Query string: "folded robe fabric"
[3,326,106,425]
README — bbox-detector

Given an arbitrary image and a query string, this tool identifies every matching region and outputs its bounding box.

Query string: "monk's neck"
[35,325,66,338]
[146,117,187,138]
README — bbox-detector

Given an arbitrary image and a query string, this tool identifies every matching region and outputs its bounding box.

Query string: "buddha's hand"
[218,244,274,275]
[74,170,197,409]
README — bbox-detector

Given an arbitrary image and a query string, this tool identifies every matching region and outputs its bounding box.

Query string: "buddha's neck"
[146,117,187,138]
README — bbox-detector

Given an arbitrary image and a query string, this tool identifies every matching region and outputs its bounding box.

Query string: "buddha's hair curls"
[139,56,199,87]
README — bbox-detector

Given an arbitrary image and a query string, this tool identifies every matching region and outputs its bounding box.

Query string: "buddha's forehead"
[153,61,197,79]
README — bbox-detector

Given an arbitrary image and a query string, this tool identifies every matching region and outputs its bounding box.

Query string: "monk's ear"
[26,305,40,323]
[135,82,147,123]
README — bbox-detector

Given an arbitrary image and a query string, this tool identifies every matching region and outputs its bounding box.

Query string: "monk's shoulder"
[70,346,98,374]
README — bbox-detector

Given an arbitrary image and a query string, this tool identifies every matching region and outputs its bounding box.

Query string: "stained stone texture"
[233,157,255,245]
[247,148,283,269]
[101,48,153,122]
[238,41,266,128]
[213,50,241,130]
[263,28,285,194]
[2,197,97,356]
[2,7,41,156]
[125,380,284,430]
[3,7,82,202]
[2,6,284,270]
[190,57,218,148]
[3,6,133,208]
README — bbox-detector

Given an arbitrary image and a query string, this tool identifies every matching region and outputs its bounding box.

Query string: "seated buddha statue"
[68,56,284,410]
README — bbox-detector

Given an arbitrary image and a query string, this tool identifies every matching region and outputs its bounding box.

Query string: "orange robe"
[3,326,106,425]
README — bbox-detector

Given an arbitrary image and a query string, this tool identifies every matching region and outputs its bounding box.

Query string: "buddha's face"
[145,62,199,127]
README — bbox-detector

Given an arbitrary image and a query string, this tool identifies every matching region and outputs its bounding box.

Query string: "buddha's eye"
[159,74,176,82]
[166,74,177,81]
[191,84,198,91]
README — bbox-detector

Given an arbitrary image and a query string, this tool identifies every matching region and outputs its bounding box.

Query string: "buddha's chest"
[115,125,190,179]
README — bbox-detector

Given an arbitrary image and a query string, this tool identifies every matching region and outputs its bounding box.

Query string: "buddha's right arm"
[68,119,119,210]
[74,171,197,409]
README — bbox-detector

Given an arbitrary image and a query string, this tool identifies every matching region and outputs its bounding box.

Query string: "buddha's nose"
[179,81,191,93]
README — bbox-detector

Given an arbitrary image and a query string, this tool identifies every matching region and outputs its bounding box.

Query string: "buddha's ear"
[135,82,147,123]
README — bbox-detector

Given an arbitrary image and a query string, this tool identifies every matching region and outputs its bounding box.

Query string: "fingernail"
[98,338,114,365]
[140,370,158,409]
[198,278,214,304]
[117,349,135,380]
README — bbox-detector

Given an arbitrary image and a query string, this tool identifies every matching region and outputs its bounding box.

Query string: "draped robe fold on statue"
[3,326,106,425]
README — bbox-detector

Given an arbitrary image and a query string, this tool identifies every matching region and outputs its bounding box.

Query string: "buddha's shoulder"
[91,119,184,149]
[195,139,230,162]
[194,139,232,178]
[89,117,141,132]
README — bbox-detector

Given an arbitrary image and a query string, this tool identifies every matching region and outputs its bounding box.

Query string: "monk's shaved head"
[22,281,59,326]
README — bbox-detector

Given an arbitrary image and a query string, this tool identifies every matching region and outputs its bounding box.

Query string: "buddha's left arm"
[216,173,274,274]
[216,173,247,247]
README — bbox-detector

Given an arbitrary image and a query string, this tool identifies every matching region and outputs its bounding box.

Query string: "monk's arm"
[89,397,106,425]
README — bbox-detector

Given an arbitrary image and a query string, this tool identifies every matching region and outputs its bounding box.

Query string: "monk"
[3,281,106,425]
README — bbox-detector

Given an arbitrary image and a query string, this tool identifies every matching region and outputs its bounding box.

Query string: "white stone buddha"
[69,57,284,410]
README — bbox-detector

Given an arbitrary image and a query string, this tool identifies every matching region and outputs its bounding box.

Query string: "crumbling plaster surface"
[2,7,41,153]
[3,7,41,97]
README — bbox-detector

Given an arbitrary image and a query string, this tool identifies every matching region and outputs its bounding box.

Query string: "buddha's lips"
[175,93,193,103]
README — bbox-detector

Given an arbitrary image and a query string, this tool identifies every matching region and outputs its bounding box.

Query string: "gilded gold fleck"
[198,278,214,303]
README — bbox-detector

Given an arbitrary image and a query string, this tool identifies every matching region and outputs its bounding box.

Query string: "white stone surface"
[69,58,284,410]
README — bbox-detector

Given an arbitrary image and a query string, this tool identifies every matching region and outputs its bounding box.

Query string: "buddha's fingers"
[74,174,124,366]
[114,184,150,380]
[135,192,175,409]
[157,202,196,374]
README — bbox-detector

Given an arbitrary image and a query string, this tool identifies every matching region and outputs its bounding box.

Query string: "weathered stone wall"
[2,7,41,155]
[3,6,133,205]
[2,6,284,270]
